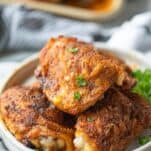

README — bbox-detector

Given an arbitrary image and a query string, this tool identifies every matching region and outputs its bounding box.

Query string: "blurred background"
[0,0,151,88]
[0,0,151,61]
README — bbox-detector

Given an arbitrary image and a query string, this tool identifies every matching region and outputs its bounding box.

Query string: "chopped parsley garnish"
[138,136,151,145]
[35,149,40,151]
[74,91,81,101]
[132,69,151,146]
[76,76,87,87]
[87,117,94,122]
[66,47,79,53]
[132,69,151,105]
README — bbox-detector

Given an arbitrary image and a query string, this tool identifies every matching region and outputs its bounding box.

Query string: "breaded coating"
[97,50,136,90]
[124,90,151,128]
[0,86,74,151]
[35,36,134,115]
[74,88,151,151]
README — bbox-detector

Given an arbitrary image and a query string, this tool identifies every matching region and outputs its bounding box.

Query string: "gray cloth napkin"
[108,12,151,53]
[1,5,151,53]
[0,4,110,52]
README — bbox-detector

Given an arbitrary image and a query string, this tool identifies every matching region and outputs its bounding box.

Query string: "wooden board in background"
[0,0,124,21]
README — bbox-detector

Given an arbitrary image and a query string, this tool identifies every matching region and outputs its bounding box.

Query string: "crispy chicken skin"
[124,91,151,128]
[35,36,134,115]
[74,88,151,151]
[97,50,136,90]
[0,86,74,151]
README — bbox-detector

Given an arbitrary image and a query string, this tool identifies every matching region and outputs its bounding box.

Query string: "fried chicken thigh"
[0,86,74,151]
[36,36,135,115]
[74,88,151,151]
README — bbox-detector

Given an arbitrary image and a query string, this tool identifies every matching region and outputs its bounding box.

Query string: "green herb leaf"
[35,149,40,151]
[66,47,79,53]
[74,91,81,101]
[76,76,87,87]
[138,136,151,145]
[132,69,151,105]
[87,117,94,122]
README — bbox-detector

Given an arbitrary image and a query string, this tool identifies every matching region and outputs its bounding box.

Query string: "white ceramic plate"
[0,43,151,151]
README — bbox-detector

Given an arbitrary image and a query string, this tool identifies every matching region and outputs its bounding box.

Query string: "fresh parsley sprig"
[132,69,151,105]
[76,76,87,87]
[138,136,151,145]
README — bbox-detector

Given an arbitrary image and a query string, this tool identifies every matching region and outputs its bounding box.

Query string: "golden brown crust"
[0,86,74,151]
[36,36,134,115]
[97,50,136,89]
[75,88,151,151]
[123,90,151,128]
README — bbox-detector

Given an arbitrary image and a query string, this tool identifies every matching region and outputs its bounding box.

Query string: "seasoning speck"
[87,117,94,122]
[74,91,81,101]
[66,47,79,53]
[76,76,87,87]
